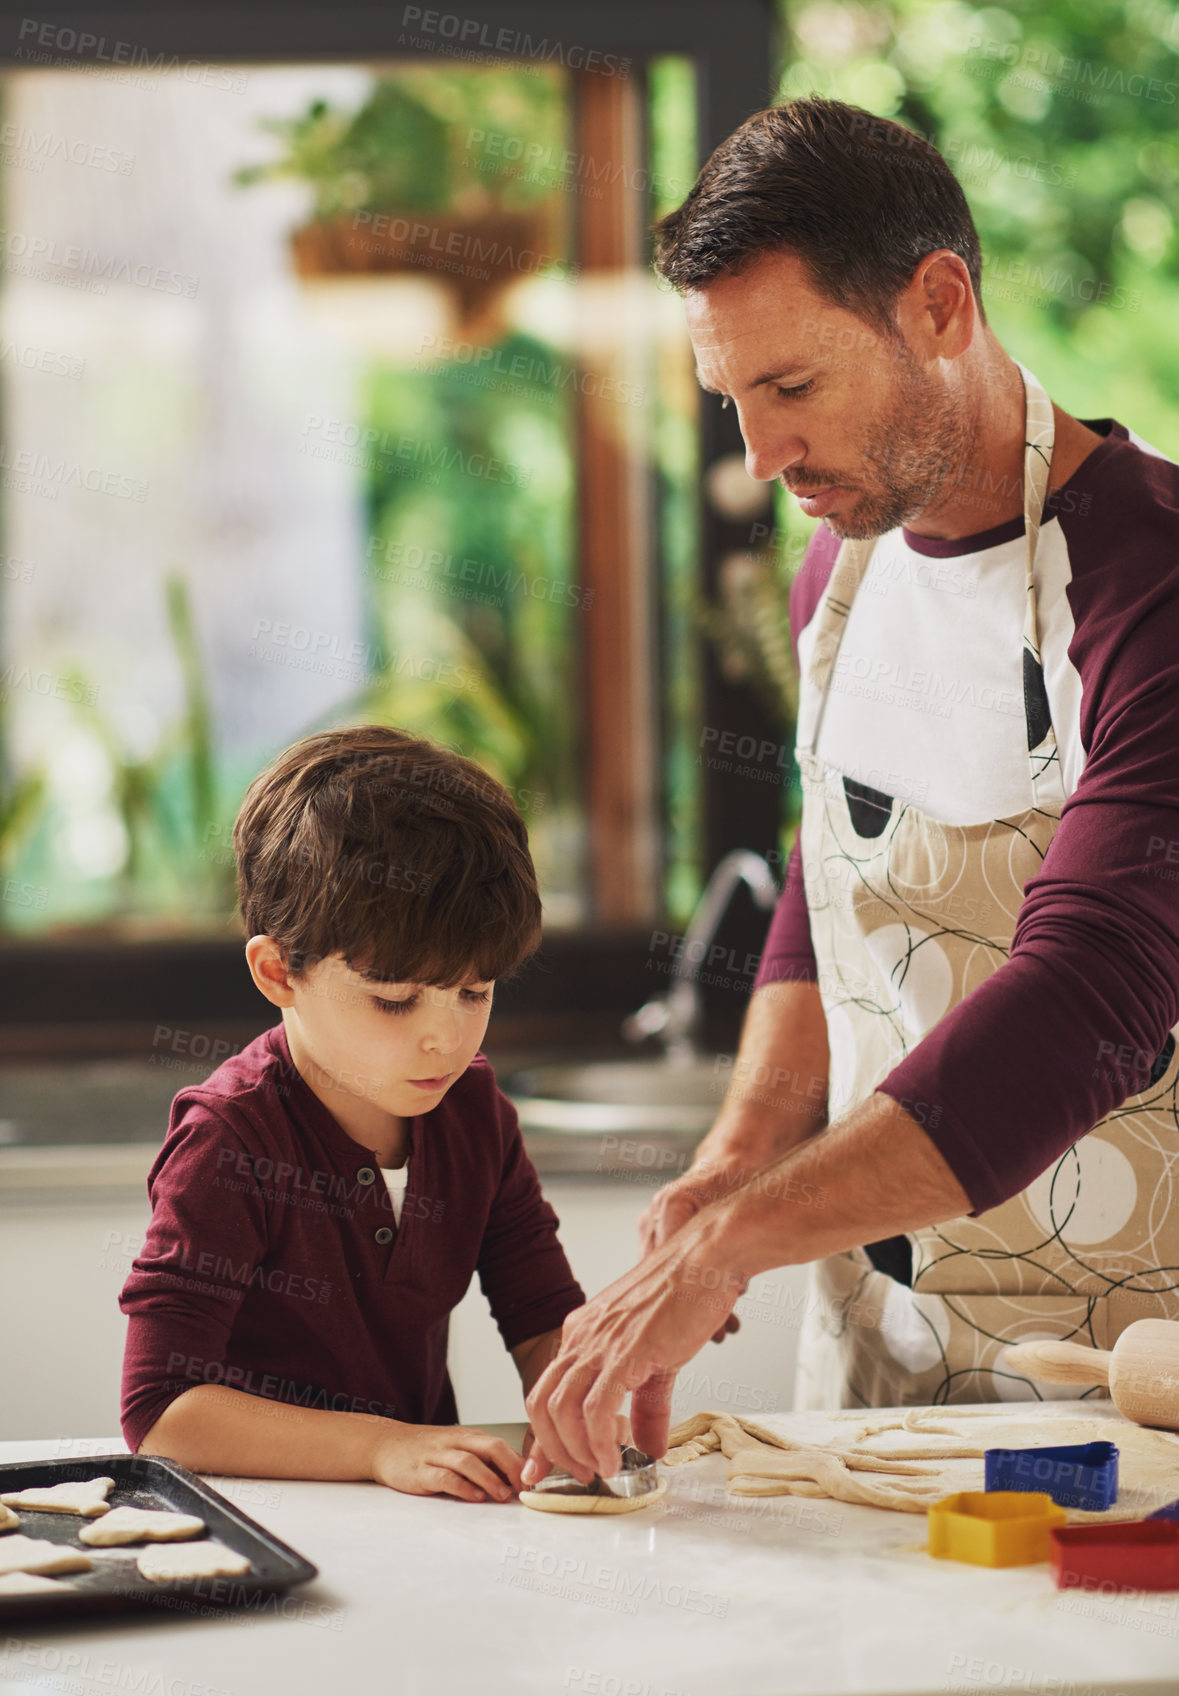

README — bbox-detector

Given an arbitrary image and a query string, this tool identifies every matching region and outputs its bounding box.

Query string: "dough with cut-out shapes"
[137,1541,251,1582]
[0,1570,71,1594]
[0,1477,114,1516]
[665,1406,1179,1520]
[0,1535,92,1576]
[0,1504,18,1532]
[79,1506,205,1546]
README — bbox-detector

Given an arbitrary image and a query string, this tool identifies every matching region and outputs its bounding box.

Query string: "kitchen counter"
[2,1408,1176,1696]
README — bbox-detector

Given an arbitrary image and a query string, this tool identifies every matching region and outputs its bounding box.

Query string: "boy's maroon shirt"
[119,1023,585,1451]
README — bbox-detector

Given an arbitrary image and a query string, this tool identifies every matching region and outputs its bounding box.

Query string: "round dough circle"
[519,1479,668,1515]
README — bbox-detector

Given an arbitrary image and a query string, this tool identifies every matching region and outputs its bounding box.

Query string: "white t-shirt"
[380,1163,410,1225]
[808,426,1168,824]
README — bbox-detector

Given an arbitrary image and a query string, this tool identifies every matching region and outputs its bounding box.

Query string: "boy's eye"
[370,988,492,1016]
[371,995,416,1016]
[775,379,815,399]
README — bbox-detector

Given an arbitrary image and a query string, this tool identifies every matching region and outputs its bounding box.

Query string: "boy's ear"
[245,936,297,1008]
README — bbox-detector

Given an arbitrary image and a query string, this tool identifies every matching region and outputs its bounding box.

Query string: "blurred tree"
[776,0,1179,443]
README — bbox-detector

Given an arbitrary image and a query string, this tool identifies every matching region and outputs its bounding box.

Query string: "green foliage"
[777,0,1179,436]
[10,575,238,932]
[353,332,579,814]
[234,85,452,216]
[233,67,569,217]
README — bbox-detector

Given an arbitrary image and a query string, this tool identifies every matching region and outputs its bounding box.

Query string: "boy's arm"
[510,1328,562,1398]
[142,1382,526,1501]
[139,1383,389,1478]
[475,1086,585,1351]
[119,1112,271,1454]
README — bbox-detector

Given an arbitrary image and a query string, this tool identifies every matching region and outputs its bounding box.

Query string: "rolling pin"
[1003,1319,1179,1433]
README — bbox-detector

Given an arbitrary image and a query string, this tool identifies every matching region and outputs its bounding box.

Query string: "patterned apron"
[792,364,1179,1409]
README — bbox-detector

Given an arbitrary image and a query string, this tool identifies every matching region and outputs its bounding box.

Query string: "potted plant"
[233,78,566,323]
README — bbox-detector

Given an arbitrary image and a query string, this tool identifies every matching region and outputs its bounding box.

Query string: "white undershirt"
[807,426,1168,826]
[380,1163,410,1225]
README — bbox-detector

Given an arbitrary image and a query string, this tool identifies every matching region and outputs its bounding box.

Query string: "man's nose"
[738,409,804,484]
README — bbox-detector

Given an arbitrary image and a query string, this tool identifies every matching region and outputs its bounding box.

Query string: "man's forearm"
[695,1089,972,1282]
[139,1384,391,1480]
[696,977,829,1169]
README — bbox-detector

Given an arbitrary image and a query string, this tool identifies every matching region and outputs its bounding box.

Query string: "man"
[522,96,1179,1487]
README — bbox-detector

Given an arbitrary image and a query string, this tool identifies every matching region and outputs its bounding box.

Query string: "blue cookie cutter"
[1148,1498,1179,1522]
[984,1441,1119,1512]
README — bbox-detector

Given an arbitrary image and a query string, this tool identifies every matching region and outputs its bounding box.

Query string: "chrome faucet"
[621,849,781,1064]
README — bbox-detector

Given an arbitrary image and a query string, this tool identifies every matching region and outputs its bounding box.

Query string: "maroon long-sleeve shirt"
[119,1023,585,1452]
[754,419,1179,1216]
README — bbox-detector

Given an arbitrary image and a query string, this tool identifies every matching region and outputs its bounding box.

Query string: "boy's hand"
[370,1422,526,1502]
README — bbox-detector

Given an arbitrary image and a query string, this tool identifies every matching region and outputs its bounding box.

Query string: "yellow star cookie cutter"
[928,1491,1067,1567]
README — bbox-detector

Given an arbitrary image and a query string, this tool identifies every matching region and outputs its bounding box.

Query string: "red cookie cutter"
[1051,1521,1179,1592]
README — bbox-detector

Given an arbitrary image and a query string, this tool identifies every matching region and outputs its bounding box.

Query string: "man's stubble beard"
[823,362,978,542]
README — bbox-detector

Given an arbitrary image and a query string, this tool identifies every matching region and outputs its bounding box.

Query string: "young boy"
[119,725,585,1503]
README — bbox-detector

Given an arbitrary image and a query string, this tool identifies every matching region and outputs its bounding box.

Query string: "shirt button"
[374,1226,394,1245]
[356,1167,376,1185]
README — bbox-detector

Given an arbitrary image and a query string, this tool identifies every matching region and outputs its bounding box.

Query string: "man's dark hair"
[654,96,985,333]
[233,724,542,984]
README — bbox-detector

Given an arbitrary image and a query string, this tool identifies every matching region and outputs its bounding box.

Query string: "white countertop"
[1,1410,1177,1696]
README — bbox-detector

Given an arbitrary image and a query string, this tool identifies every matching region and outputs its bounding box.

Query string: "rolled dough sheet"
[79,1506,206,1546]
[0,1536,92,1576]
[665,1405,1179,1519]
[137,1541,252,1582]
[0,1477,114,1517]
[0,1504,18,1532]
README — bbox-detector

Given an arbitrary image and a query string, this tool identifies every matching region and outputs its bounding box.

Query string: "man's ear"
[898,247,977,364]
[245,935,297,1009]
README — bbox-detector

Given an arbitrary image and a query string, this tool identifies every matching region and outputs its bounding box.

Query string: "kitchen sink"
[0,1059,189,1146]
[502,1057,726,1136]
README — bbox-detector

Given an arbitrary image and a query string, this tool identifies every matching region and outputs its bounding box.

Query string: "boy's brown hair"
[233,725,542,985]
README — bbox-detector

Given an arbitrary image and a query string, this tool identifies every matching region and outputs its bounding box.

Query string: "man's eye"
[775,379,815,399]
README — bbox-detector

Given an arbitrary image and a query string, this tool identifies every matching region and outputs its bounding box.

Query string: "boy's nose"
[422,1014,464,1055]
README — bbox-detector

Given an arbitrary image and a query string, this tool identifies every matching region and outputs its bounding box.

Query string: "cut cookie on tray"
[0,1477,115,1517]
[0,1570,71,1594]
[0,1536,92,1576]
[79,1506,206,1546]
[0,1504,18,1532]
[137,1541,252,1582]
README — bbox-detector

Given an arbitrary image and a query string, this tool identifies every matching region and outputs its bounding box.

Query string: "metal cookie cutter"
[1051,1521,1179,1591]
[928,1491,1067,1567]
[984,1441,1119,1512]
[519,1447,668,1516]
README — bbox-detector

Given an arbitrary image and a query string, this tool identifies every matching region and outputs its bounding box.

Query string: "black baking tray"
[0,1454,317,1621]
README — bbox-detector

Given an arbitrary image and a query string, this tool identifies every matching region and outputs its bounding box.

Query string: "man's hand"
[522,1217,742,1485]
[638,1158,753,1341]
[370,1422,525,1502]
